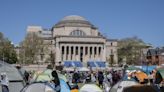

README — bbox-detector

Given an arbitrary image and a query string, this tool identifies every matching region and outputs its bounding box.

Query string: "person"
[0,73,9,92]
[107,72,113,86]
[91,72,96,83]
[51,70,61,92]
[72,71,79,83]
[98,71,104,88]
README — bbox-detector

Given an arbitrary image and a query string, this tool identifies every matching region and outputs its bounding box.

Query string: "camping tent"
[21,79,71,92]
[77,67,89,72]
[109,81,139,92]
[20,82,56,92]
[157,67,164,79]
[79,84,103,92]
[141,66,156,74]
[0,61,24,92]
[135,71,148,83]
[33,69,68,82]
[126,66,142,71]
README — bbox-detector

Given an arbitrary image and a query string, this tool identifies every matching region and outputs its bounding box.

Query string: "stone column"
[73,46,76,61]
[96,46,99,60]
[88,46,90,61]
[68,46,71,60]
[92,46,94,60]
[55,42,61,65]
[83,46,85,62]
[102,45,106,61]
[78,46,80,61]
[100,46,103,61]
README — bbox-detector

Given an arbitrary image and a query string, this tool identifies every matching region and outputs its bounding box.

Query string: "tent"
[157,67,164,79]
[126,66,142,71]
[109,81,139,92]
[0,61,25,92]
[77,67,89,72]
[21,79,71,92]
[20,82,56,92]
[135,71,148,83]
[141,66,156,74]
[33,69,68,82]
[79,84,103,92]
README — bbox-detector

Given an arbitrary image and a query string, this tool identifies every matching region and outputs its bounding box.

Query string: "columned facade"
[27,15,118,66]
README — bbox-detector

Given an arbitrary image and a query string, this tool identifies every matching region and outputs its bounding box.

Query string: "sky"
[0,0,164,47]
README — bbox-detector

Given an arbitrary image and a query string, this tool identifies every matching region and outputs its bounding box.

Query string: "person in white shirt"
[0,73,9,92]
[107,72,113,86]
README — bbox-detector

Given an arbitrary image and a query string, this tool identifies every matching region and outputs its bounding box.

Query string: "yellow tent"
[135,71,148,83]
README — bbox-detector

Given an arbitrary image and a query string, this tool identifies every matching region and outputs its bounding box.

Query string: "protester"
[0,73,9,92]
[72,71,80,83]
[51,70,61,92]
[98,71,104,88]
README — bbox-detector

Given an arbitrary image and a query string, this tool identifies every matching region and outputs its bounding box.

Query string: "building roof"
[54,15,97,29]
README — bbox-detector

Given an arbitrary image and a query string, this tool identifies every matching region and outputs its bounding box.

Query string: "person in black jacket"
[98,71,104,88]
[51,70,61,92]
[72,71,80,83]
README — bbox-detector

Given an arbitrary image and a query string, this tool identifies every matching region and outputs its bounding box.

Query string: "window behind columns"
[67,46,69,54]
[94,47,97,55]
[76,46,78,55]
[71,46,73,54]
[90,47,92,55]
[62,46,64,54]
[99,47,101,55]
[85,47,88,55]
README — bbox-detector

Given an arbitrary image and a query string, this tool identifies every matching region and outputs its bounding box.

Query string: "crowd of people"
[64,69,123,88]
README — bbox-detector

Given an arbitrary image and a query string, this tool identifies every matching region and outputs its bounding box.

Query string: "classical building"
[26,15,118,68]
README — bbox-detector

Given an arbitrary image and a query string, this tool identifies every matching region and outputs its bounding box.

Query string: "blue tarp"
[64,61,73,67]
[60,79,71,92]
[96,61,106,67]
[88,61,96,67]
[142,65,156,74]
[73,61,83,67]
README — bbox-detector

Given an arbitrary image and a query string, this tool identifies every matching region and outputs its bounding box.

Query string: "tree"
[0,32,18,64]
[118,36,147,65]
[19,33,49,64]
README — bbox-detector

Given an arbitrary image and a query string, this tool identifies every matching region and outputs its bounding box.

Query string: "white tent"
[110,81,139,92]
[77,67,89,72]
[80,84,103,92]
[21,83,56,92]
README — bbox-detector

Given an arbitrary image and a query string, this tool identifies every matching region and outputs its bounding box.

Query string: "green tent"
[157,68,164,79]
[126,66,142,71]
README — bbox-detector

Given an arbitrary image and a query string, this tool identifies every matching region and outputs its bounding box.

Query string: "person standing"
[98,71,104,88]
[51,70,61,92]
[0,73,9,92]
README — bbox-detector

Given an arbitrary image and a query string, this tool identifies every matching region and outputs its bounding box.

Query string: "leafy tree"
[0,32,18,64]
[19,33,49,64]
[118,36,147,65]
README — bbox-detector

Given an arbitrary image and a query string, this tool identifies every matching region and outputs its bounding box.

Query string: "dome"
[61,15,87,21]
[54,15,96,29]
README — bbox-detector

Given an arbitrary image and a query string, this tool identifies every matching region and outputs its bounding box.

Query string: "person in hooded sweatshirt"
[51,70,61,92]
[0,73,9,92]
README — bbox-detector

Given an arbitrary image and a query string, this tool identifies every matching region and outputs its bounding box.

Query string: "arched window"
[70,30,86,36]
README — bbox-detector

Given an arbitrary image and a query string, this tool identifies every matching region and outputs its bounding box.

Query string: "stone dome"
[54,15,96,29]
[61,15,87,21]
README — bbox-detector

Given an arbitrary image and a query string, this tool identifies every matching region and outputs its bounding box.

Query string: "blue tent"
[141,65,156,74]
